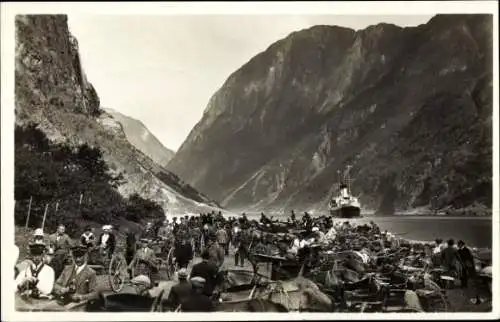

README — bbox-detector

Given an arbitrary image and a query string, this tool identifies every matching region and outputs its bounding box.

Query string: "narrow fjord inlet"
[7,7,494,316]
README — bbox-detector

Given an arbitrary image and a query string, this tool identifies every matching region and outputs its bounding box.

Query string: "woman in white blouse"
[15,243,55,297]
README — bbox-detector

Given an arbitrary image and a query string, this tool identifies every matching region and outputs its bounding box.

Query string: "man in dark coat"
[189,250,218,297]
[180,277,213,312]
[441,239,461,277]
[53,245,98,304]
[167,268,192,309]
[234,226,250,267]
[174,238,193,269]
[457,240,476,287]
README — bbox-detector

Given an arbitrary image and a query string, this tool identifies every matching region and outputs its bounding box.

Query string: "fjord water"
[352,216,492,248]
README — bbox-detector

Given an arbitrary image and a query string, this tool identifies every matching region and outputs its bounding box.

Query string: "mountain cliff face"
[167,14,493,215]
[15,14,221,214]
[104,108,175,167]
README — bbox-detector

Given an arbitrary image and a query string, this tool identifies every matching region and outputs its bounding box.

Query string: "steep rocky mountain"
[168,14,493,215]
[104,108,175,167]
[15,14,221,215]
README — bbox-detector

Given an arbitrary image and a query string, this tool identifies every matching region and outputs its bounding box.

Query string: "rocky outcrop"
[167,14,493,215]
[104,108,175,167]
[15,14,221,214]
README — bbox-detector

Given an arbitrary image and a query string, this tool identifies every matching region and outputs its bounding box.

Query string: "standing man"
[49,225,72,253]
[174,237,194,269]
[208,237,225,270]
[441,239,462,280]
[157,220,169,239]
[234,225,250,267]
[457,240,482,304]
[49,224,72,279]
[215,225,229,256]
[16,243,55,298]
[53,245,98,304]
[457,240,476,287]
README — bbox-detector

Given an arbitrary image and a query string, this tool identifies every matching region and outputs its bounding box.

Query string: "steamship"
[328,165,362,218]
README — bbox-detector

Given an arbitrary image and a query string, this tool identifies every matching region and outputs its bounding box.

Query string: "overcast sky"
[68,15,433,151]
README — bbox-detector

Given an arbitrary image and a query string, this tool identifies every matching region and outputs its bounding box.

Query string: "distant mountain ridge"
[15,14,222,215]
[167,14,493,216]
[104,108,175,167]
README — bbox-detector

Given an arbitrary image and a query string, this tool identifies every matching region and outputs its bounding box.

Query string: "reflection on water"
[243,212,492,248]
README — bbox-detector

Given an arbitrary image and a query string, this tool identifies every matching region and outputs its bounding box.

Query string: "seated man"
[16,243,55,298]
[190,250,218,297]
[129,239,158,276]
[180,277,213,312]
[52,245,98,304]
[167,268,192,309]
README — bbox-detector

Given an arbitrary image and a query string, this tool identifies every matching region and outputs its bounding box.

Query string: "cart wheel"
[166,247,176,280]
[108,253,127,293]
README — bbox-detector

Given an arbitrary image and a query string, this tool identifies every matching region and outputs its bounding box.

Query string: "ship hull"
[330,206,361,218]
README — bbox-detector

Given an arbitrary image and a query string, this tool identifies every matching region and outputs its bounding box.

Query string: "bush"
[14,123,165,235]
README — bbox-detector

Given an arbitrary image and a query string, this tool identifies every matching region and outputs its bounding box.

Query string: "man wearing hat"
[166,268,192,309]
[16,243,55,298]
[190,250,218,297]
[128,239,158,276]
[174,236,193,269]
[157,220,170,240]
[233,224,250,267]
[141,222,156,239]
[49,225,72,253]
[207,236,225,269]
[215,224,229,256]
[180,276,214,312]
[53,245,97,303]
[97,225,116,259]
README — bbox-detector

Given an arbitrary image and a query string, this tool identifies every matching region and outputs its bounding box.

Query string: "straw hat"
[34,228,44,237]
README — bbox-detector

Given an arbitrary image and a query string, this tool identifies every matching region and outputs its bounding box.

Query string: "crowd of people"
[13,210,491,312]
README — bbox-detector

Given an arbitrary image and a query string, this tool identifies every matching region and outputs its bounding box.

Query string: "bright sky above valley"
[68,14,433,151]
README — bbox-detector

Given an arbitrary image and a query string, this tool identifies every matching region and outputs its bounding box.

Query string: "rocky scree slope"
[104,108,175,167]
[15,14,221,214]
[167,14,493,215]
